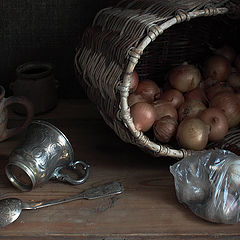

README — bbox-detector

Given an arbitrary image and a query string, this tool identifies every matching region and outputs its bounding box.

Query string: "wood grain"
[0,99,240,239]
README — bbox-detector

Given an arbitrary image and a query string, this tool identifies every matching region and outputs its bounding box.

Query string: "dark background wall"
[0,0,118,98]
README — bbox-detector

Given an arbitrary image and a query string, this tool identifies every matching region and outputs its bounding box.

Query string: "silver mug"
[5,120,90,191]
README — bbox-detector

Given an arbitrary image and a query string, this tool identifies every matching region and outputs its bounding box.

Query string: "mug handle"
[55,160,90,185]
[2,96,34,141]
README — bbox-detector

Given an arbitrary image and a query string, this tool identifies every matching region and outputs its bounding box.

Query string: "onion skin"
[135,80,160,102]
[130,102,156,132]
[203,55,231,82]
[178,99,207,122]
[199,107,228,141]
[153,116,178,143]
[129,70,139,93]
[176,118,210,150]
[227,72,240,89]
[184,87,208,105]
[159,89,184,109]
[210,92,240,128]
[153,99,178,121]
[215,45,236,63]
[128,93,148,107]
[168,63,201,92]
[206,82,234,101]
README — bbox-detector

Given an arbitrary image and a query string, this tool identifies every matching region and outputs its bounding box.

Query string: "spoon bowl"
[0,198,22,228]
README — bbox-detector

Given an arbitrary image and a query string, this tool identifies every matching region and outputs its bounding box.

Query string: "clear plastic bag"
[170,149,240,224]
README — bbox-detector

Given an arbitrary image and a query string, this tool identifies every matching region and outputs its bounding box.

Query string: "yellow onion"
[128,93,148,107]
[159,89,184,109]
[130,102,156,132]
[168,63,201,92]
[153,116,178,143]
[210,92,240,128]
[199,107,228,141]
[176,118,210,150]
[203,55,231,82]
[152,99,178,121]
[135,79,160,102]
[178,99,207,122]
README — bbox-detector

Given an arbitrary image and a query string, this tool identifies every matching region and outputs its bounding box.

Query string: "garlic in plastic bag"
[170,149,240,224]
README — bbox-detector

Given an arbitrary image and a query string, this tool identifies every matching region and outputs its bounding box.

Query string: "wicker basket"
[75,0,240,159]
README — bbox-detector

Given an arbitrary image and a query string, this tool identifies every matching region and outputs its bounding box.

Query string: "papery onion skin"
[176,118,210,151]
[178,99,207,122]
[153,116,178,143]
[215,45,236,63]
[199,107,228,141]
[210,92,240,128]
[130,102,156,132]
[227,72,240,89]
[129,70,139,93]
[135,79,160,102]
[128,93,148,107]
[159,89,184,109]
[168,63,201,92]
[153,99,178,121]
[203,55,231,82]
[185,87,208,105]
[206,82,234,101]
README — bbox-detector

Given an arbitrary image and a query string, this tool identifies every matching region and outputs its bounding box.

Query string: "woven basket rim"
[118,5,229,159]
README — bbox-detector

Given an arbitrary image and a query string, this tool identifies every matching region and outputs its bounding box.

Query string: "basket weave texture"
[75,0,240,159]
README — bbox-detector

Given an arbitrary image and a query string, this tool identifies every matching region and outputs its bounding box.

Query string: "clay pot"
[10,62,58,115]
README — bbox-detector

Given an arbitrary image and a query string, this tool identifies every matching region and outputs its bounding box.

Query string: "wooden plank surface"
[0,99,240,239]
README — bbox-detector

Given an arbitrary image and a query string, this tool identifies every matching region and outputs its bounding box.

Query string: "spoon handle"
[22,182,123,210]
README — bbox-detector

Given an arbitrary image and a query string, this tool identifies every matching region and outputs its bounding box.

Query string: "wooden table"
[0,99,240,239]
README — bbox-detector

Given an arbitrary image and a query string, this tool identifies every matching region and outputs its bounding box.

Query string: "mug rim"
[5,161,35,191]
[16,62,53,79]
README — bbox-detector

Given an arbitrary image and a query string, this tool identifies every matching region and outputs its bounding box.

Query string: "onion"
[153,116,178,143]
[227,72,240,89]
[217,192,239,223]
[203,55,231,82]
[130,102,156,132]
[206,82,234,101]
[199,107,228,141]
[135,79,160,102]
[235,54,240,71]
[159,89,184,109]
[129,70,139,93]
[152,99,178,121]
[176,117,210,150]
[178,99,207,122]
[228,161,240,187]
[215,45,236,63]
[184,86,208,105]
[210,92,240,128]
[168,63,201,92]
[128,93,148,107]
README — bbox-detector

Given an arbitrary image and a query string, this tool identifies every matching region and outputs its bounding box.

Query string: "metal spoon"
[0,181,123,228]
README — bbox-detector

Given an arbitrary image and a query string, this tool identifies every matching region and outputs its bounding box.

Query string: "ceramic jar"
[10,62,58,115]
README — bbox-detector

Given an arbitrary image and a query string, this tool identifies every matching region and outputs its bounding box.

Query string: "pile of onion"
[127,45,240,151]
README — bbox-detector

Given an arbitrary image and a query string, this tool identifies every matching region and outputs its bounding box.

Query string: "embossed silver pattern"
[5,120,90,191]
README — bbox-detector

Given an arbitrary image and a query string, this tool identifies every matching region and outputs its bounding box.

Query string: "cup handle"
[55,160,90,185]
[2,96,34,140]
